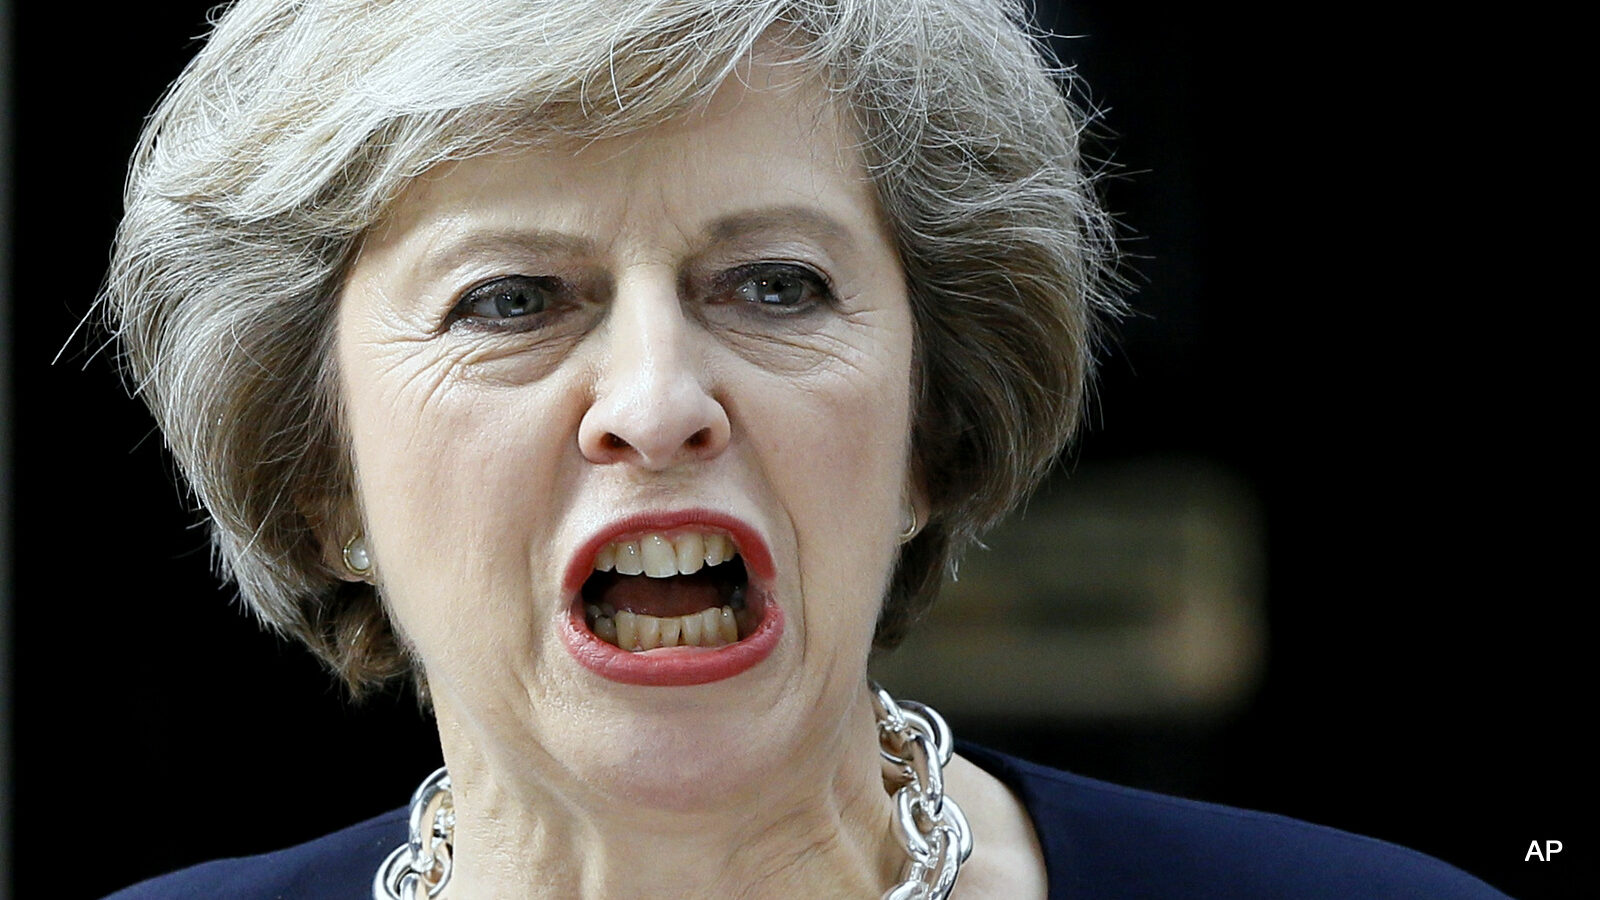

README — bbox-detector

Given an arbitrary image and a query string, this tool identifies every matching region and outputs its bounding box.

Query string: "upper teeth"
[594,532,738,577]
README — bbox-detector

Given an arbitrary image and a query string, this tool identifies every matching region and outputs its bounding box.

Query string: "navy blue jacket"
[106,745,1510,898]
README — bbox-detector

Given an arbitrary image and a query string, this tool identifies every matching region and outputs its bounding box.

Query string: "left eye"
[727,265,831,310]
[453,275,561,320]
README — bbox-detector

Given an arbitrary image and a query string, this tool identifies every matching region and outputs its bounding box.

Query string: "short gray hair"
[104,0,1120,694]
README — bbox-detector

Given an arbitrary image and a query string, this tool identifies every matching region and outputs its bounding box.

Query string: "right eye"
[452,275,562,322]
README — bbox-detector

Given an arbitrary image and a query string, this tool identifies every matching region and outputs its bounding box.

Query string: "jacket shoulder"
[960,744,1510,900]
[102,807,404,900]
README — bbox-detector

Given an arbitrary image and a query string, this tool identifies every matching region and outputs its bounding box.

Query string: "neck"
[431,686,904,899]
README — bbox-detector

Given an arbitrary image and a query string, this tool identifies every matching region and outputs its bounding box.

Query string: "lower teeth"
[586,603,753,651]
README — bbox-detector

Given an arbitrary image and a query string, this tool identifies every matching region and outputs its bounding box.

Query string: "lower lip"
[560,592,784,686]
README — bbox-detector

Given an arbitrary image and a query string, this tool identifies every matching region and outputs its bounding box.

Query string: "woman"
[92,1,1508,898]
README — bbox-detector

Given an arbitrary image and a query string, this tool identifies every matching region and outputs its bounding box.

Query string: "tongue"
[599,573,722,619]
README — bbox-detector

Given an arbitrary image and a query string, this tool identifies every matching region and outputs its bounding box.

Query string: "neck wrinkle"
[433,685,904,899]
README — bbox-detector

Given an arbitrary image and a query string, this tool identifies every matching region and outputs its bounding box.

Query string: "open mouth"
[561,512,783,686]
[579,532,760,651]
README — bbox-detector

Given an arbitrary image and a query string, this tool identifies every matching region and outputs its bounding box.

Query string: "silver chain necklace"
[374,683,972,900]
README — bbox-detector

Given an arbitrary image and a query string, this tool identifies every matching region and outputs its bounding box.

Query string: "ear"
[299,491,373,584]
[909,485,929,535]
[902,457,930,541]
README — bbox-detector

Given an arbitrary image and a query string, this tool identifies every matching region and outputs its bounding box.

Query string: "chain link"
[374,685,970,899]
[373,767,453,899]
[871,683,973,900]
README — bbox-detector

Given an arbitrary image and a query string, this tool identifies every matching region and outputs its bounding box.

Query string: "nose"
[577,275,731,470]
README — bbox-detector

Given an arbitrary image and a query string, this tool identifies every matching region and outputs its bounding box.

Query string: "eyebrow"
[411,204,863,282]
[703,206,856,247]
[412,230,599,283]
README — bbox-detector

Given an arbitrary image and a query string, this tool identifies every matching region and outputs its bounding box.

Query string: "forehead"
[365,67,886,256]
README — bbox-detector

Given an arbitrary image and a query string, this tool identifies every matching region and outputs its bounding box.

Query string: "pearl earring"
[342,533,374,578]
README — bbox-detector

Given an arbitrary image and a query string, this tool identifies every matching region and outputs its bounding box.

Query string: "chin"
[550,695,796,814]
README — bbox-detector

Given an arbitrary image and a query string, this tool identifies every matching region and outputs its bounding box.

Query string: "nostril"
[686,428,712,450]
[602,433,631,452]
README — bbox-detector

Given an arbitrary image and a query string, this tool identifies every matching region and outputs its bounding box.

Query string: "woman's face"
[337,70,917,806]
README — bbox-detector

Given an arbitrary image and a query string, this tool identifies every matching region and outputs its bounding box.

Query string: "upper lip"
[561,508,777,597]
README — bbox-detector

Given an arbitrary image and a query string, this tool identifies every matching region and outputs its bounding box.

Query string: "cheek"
[340,338,585,660]
[751,334,914,635]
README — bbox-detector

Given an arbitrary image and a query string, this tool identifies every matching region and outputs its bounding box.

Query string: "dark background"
[5,3,1583,898]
